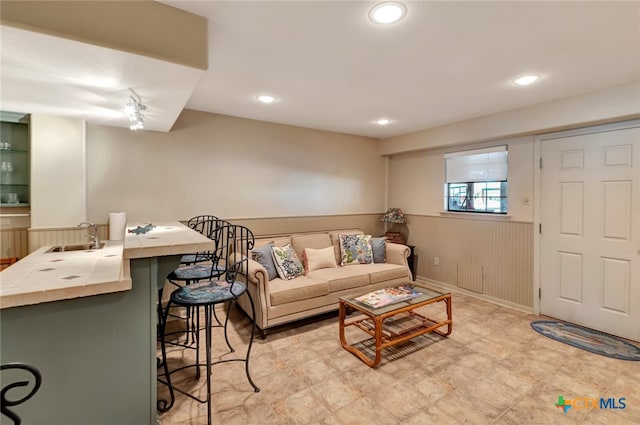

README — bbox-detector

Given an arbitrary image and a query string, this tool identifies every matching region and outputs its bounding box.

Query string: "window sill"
[439,211,512,220]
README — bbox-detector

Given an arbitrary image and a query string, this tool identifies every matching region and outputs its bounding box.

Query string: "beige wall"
[12,82,639,309]
[387,136,535,309]
[388,135,535,222]
[30,114,86,228]
[379,83,640,311]
[86,110,385,223]
[382,82,640,309]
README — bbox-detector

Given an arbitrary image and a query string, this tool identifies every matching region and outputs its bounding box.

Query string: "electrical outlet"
[434,256,439,266]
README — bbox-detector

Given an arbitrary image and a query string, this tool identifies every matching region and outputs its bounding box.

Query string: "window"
[445,146,508,214]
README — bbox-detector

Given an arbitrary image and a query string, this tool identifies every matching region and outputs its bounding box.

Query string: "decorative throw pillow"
[251,243,278,281]
[303,246,338,274]
[370,237,386,263]
[339,234,373,266]
[271,244,304,280]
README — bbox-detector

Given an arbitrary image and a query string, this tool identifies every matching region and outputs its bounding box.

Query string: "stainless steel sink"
[45,242,105,253]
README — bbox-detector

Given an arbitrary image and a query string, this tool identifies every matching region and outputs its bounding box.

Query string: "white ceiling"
[0,25,204,132]
[2,1,640,138]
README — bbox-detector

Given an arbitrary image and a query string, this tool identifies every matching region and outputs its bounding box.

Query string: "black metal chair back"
[183,215,222,264]
[1,363,42,425]
[211,224,254,295]
[187,215,226,238]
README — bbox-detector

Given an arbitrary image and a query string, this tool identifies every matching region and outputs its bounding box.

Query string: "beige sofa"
[237,229,411,337]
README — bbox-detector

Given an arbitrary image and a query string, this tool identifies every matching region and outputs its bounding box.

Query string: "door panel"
[540,126,640,341]
[560,182,583,236]
[602,180,631,240]
[601,257,630,314]
[558,251,582,303]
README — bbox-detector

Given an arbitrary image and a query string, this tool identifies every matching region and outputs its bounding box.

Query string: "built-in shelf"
[0,203,30,207]
[0,113,30,206]
[0,148,28,153]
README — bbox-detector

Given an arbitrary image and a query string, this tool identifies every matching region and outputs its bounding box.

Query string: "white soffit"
[0,25,205,132]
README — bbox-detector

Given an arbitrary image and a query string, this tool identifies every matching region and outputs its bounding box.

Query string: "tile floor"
[157,291,640,425]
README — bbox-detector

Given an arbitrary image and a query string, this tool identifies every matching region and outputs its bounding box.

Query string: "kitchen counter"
[0,221,214,425]
[123,222,213,259]
[0,241,129,309]
[0,221,212,309]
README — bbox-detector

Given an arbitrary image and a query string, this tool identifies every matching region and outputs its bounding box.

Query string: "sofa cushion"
[371,237,386,263]
[307,266,370,292]
[252,243,278,281]
[252,237,292,255]
[329,229,363,265]
[364,263,410,284]
[339,234,373,265]
[269,276,330,306]
[271,244,304,280]
[291,233,333,260]
[302,246,337,274]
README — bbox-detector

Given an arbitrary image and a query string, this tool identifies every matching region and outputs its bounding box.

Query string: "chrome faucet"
[78,222,101,248]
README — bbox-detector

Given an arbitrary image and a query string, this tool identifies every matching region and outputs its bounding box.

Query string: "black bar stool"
[162,216,229,345]
[157,224,260,424]
[1,363,42,425]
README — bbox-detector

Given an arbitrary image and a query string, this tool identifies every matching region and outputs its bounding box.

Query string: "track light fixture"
[125,89,146,131]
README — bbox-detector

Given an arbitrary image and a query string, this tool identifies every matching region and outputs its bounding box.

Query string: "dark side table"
[388,242,417,280]
[407,245,417,280]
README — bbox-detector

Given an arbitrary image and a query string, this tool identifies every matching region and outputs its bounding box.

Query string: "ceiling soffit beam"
[0,0,208,71]
[378,81,640,156]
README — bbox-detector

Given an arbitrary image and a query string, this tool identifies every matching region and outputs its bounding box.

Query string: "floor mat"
[530,320,640,361]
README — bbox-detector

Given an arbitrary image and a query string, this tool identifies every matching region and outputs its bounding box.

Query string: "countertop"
[122,222,214,259]
[0,221,213,309]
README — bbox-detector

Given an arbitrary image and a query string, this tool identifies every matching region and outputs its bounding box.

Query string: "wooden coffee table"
[339,284,452,367]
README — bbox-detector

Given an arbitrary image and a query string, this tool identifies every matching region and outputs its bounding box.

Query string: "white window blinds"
[445,146,508,183]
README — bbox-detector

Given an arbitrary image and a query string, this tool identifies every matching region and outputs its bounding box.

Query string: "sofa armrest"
[386,242,410,268]
[247,257,269,286]
[241,258,271,329]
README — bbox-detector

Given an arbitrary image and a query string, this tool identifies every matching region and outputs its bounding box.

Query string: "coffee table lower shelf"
[339,291,452,367]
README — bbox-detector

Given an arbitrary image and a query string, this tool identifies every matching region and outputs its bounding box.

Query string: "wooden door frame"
[533,118,640,316]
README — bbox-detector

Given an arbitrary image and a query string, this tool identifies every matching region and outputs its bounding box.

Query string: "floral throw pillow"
[339,234,373,266]
[271,244,304,280]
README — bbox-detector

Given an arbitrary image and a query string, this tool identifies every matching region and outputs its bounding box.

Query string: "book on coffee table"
[355,285,421,309]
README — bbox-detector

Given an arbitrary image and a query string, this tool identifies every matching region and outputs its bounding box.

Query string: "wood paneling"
[0,227,28,259]
[8,213,532,309]
[407,214,533,308]
[28,224,108,253]
[457,262,483,293]
[24,215,382,254]
[228,213,385,238]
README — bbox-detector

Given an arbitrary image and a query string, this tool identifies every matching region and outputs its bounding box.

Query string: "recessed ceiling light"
[513,74,541,86]
[369,2,407,25]
[376,118,391,126]
[257,95,276,103]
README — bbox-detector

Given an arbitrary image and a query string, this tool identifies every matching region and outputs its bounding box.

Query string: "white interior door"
[540,125,640,342]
